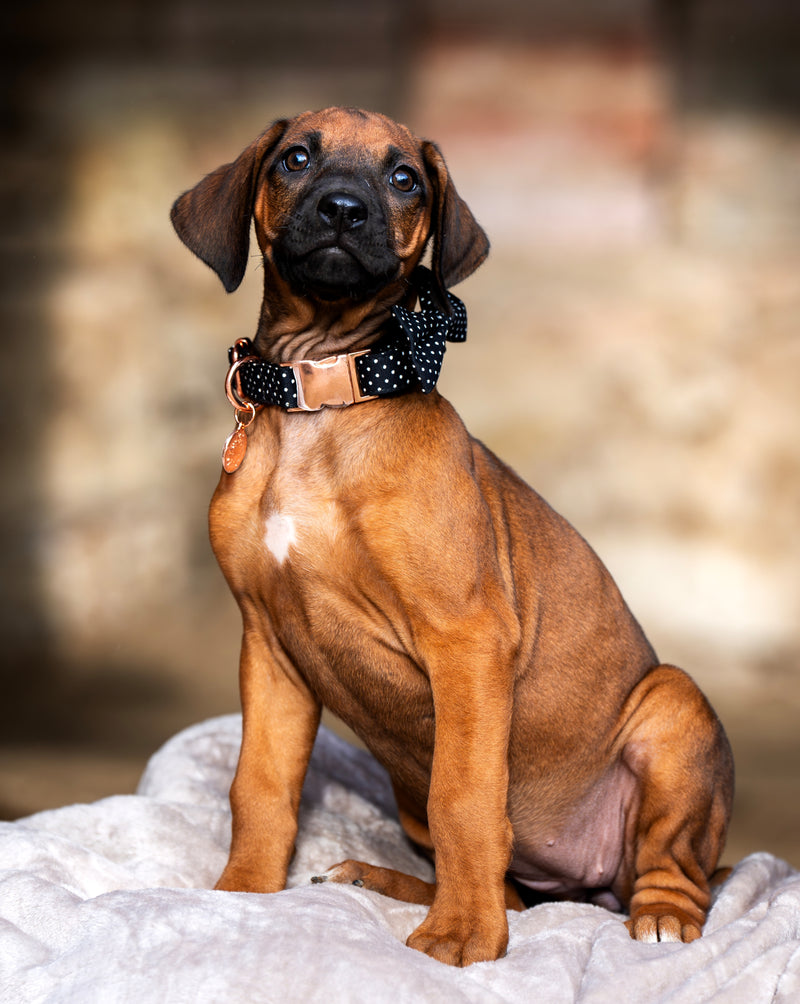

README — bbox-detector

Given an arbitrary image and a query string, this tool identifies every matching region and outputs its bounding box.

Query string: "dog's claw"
[311,870,363,887]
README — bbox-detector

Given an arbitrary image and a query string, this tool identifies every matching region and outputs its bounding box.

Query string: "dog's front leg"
[406,640,515,967]
[216,620,321,894]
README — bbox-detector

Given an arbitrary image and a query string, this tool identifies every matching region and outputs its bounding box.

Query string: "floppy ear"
[170,120,288,292]
[421,140,489,296]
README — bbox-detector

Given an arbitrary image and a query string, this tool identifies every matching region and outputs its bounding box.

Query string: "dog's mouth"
[276,240,399,303]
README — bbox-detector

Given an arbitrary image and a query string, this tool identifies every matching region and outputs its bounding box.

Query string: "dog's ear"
[421,141,489,296]
[170,121,288,293]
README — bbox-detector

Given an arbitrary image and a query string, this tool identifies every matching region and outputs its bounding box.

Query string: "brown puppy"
[171,107,734,967]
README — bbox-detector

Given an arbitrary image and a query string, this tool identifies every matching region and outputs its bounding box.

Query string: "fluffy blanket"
[1,716,798,1003]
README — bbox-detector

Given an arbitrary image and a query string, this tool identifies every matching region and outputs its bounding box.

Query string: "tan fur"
[171,107,733,967]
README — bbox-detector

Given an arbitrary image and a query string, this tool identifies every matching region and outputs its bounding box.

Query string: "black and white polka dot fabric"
[239,358,299,410]
[388,268,467,393]
[232,266,468,409]
[354,345,416,397]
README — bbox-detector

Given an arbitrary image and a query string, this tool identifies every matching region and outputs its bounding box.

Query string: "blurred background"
[1,0,798,868]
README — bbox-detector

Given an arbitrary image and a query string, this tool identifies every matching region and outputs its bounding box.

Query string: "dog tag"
[222,423,248,473]
[221,403,256,473]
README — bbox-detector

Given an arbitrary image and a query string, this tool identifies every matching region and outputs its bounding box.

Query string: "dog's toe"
[311,861,369,887]
[626,910,702,944]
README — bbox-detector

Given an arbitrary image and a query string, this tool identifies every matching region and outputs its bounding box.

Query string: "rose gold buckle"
[283,350,376,412]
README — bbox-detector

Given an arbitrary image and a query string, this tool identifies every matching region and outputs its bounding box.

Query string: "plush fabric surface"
[1,715,798,1002]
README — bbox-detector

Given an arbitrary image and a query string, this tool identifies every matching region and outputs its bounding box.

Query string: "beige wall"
[2,2,798,866]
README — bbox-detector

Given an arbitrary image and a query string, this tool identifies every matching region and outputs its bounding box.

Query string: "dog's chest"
[258,486,351,578]
[260,496,435,767]
[251,413,396,579]
[260,505,334,568]
[228,415,356,571]
[263,511,297,564]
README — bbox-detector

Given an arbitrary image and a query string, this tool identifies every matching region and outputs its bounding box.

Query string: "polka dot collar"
[231,267,468,412]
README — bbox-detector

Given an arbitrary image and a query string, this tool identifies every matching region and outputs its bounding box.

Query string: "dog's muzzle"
[275,181,398,301]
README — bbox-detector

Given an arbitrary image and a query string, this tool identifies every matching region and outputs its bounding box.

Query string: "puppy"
[171,106,734,967]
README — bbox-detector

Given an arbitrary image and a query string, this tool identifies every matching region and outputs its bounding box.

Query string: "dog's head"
[171,107,488,326]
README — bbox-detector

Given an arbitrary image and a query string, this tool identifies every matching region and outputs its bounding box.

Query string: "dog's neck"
[225,267,468,416]
[253,272,418,363]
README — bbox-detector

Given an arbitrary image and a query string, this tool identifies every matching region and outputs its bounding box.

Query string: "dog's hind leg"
[312,860,435,904]
[313,777,525,910]
[619,665,734,943]
[313,860,525,910]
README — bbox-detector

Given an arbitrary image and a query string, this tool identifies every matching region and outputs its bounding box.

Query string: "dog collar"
[225,267,467,414]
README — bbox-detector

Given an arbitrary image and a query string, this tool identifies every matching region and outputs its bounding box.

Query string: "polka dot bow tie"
[230,267,468,412]
[386,267,467,394]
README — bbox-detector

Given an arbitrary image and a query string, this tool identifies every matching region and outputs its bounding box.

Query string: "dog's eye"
[390,166,418,193]
[282,147,310,172]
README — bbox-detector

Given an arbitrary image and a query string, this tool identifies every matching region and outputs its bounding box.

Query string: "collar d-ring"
[225,353,259,411]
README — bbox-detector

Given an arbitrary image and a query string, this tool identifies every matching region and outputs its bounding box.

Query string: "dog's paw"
[311,860,436,906]
[626,909,702,944]
[311,860,369,887]
[406,912,508,967]
[215,861,284,894]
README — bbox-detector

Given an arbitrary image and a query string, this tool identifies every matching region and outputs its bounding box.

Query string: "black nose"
[317,191,368,232]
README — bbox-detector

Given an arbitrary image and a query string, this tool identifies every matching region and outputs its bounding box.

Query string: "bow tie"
[386,266,468,393]
[228,266,468,411]
[341,265,467,400]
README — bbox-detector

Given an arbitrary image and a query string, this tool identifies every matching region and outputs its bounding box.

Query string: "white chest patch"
[264,513,297,565]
